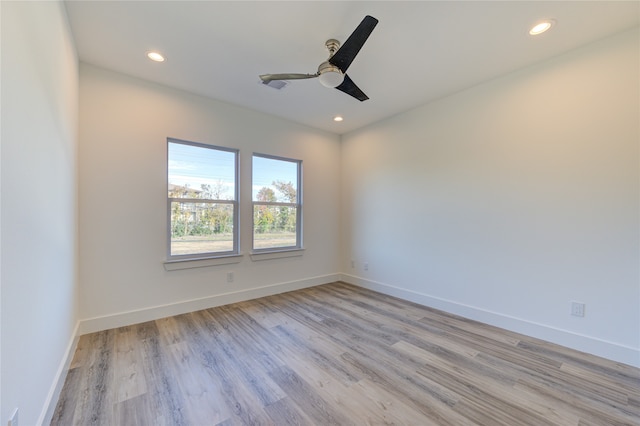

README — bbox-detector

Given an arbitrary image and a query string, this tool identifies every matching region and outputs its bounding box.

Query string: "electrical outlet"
[8,407,18,426]
[226,271,234,283]
[571,301,585,317]
[364,262,369,271]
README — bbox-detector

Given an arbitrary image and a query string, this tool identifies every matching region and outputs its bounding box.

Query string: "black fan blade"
[335,74,369,101]
[329,15,378,73]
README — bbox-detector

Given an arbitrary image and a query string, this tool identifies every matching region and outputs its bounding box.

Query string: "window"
[167,139,238,259]
[252,154,302,251]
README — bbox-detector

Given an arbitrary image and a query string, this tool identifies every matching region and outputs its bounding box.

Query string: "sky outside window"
[252,156,298,202]
[168,142,236,199]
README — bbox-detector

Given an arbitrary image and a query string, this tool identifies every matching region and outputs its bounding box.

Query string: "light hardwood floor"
[52,282,639,425]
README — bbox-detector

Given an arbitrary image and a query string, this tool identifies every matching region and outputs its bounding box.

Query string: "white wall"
[78,64,341,331]
[341,29,639,367]
[1,1,79,425]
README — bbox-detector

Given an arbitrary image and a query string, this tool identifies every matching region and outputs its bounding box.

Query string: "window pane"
[168,142,235,200]
[252,154,301,252]
[253,205,297,249]
[252,156,298,202]
[170,202,234,255]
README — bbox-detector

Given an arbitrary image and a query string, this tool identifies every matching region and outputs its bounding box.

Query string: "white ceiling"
[64,1,639,135]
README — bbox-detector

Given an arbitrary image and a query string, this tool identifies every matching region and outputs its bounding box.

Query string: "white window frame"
[251,153,303,253]
[167,138,240,261]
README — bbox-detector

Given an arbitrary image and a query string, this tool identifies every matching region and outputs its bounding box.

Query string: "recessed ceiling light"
[333,116,344,122]
[147,51,165,62]
[529,20,555,36]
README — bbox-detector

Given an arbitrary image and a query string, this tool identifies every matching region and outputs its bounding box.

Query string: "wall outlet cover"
[571,301,585,317]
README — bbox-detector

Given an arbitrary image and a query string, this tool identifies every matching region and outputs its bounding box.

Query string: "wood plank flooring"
[52,282,640,425]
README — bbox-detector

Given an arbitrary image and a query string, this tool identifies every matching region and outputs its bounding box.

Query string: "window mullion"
[169,198,235,205]
[252,201,298,208]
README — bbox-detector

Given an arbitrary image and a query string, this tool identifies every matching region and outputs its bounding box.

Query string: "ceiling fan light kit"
[259,15,378,101]
[318,62,344,88]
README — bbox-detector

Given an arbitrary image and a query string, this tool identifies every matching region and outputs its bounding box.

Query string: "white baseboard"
[38,321,80,426]
[340,273,640,368]
[78,274,340,335]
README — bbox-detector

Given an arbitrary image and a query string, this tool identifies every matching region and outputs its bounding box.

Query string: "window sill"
[250,248,304,261]
[163,253,244,271]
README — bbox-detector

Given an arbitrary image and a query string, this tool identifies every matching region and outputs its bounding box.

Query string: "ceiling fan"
[259,15,379,102]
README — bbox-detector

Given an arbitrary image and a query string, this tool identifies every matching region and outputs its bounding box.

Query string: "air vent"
[261,80,288,90]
